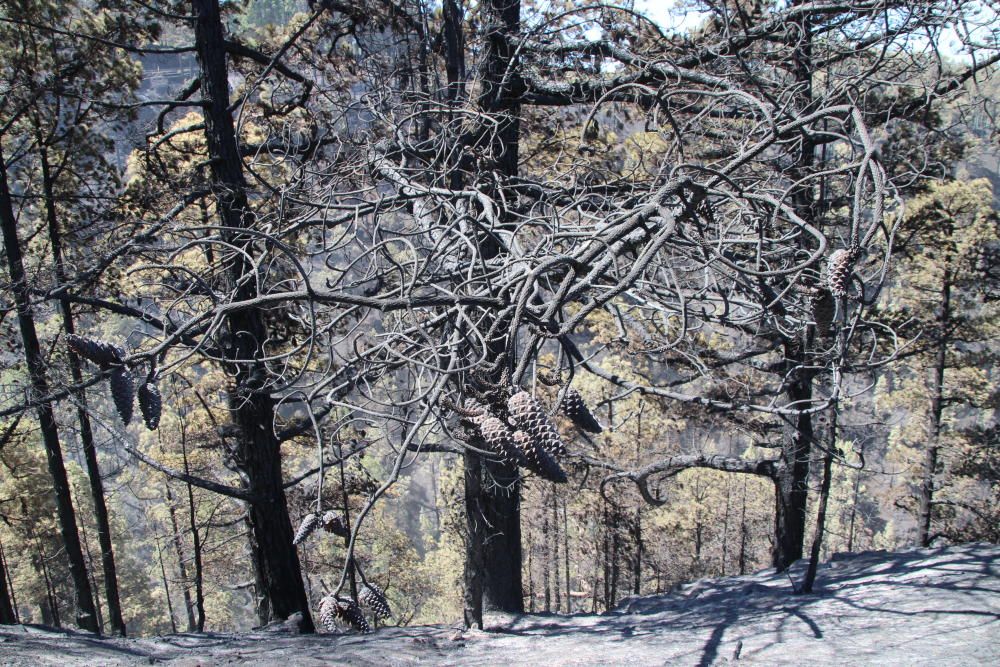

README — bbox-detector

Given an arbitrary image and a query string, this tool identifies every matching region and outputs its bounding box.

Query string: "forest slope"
[1,543,997,666]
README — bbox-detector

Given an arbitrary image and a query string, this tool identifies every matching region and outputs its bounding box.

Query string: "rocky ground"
[1,542,997,666]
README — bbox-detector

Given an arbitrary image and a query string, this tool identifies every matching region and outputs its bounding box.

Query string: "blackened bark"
[0,530,15,623]
[551,490,560,612]
[631,510,642,596]
[471,0,526,619]
[463,450,484,628]
[155,537,178,634]
[803,440,835,593]
[460,0,526,624]
[772,0,817,572]
[190,0,313,632]
[542,491,551,612]
[180,435,206,630]
[739,478,749,575]
[562,497,570,613]
[805,385,840,593]
[918,262,951,546]
[39,147,126,636]
[773,370,813,570]
[165,482,196,631]
[0,150,99,633]
[481,457,523,612]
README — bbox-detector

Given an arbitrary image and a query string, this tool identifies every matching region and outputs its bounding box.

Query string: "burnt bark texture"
[0,149,99,633]
[462,0,526,624]
[0,537,14,624]
[190,0,313,632]
[39,146,127,636]
[772,0,817,572]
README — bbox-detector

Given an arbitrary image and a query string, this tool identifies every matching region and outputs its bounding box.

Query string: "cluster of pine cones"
[317,583,391,634]
[462,385,602,483]
[292,510,350,546]
[66,334,161,430]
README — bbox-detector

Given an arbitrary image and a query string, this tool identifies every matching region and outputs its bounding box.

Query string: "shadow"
[696,602,738,667]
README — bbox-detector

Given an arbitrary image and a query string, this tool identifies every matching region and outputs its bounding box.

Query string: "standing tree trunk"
[180,433,206,631]
[155,537,178,634]
[771,0,819,572]
[542,491,551,612]
[562,497,570,613]
[165,482,196,632]
[462,451,484,628]
[846,459,862,552]
[631,509,642,596]
[0,150,99,633]
[739,478,749,575]
[773,371,814,570]
[190,0,313,632]
[804,406,838,594]
[551,490,561,612]
[918,263,951,547]
[39,146,126,636]
[462,0,526,624]
[0,530,16,624]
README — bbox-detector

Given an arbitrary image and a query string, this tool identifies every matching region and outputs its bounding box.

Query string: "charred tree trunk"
[773,370,814,570]
[771,0,818,573]
[0,530,15,624]
[562,497,570,613]
[632,510,642,596]
[165,482,196,632]
[803,442,835,593]
[462,450,485,628]
[804,397,839,593]
[551,490,561,612]
[39,146,126,636]
[918,262,951,547]
[180,434,206,631]
[542,492,551,612]
[739,478,749,575]
[190,0,312,631]
[461,0,526,624]
[0,150,99,633]
[155,537,178,634]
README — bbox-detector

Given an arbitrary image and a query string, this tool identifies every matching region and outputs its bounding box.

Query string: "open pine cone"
[512,430,567,483]
[826,248,858,297]
[292,513,320,546]
[507,391,566,457]
[471,412,523,464]
[318,595,371,634]
[360,583,391,621]
[561,388,603,434]
[137,381,162,430]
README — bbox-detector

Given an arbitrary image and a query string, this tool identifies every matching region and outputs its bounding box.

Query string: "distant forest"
[0,0,998,637]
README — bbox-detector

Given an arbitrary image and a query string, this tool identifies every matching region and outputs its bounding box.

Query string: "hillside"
[1,543,997,666]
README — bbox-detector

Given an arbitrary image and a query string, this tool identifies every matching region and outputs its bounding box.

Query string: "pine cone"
[513,430,567,483]
[360,583,391,621]
[458,398,488,418]
[137,382,162,430]
[66,334,125,368]
[322,511,349,538]
[318,595,340,632]
[826,248,857,297]
[318,596,371,634]
[471,413,523,464]
[507,391,566,457]
[292,513,320,546]
[109,367,135,425]
[561,388,603,434]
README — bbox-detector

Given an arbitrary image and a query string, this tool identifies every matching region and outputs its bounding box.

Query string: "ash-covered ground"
[1,543,997,666]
